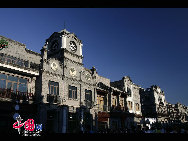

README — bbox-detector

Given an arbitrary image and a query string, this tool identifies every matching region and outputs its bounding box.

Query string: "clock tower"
[46,29,83,65]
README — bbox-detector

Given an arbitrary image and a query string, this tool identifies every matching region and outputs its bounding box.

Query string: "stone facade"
[166,102,188,123]
[0,29,188,134]
[111,76,142,124]
[140,85,168,120]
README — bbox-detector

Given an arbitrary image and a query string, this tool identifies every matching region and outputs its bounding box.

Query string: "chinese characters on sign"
[13,115,42,136]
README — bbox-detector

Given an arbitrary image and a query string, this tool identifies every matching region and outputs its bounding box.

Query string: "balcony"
[0,88,35,101]
[47,94,61,104]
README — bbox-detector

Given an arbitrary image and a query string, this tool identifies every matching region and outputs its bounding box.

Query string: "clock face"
[51,40,59,52]
[69,41,77,52]
[51,62,58,71]
[70,67,76,76]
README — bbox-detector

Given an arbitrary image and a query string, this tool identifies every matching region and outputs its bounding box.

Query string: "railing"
[111,105,128,112]
[47,94,61,104]
[0,88,34,101]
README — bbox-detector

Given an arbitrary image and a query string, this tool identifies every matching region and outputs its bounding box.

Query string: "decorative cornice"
[64,56,83,66]
[64,48,83,59]
[25,48,41,56]
[64,75,94,86]
[42,70,62,78]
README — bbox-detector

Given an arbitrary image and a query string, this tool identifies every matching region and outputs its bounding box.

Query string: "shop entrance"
[46,110,59,133]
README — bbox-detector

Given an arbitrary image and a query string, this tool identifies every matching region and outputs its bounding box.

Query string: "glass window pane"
[54,87,56,95]
[8,76,18,82]
[69,89,72,98]
[73,90,75,99]
[13,83,17,92]
[18,83,23,92]
[49,81,53,85]
[57,87,59,95]
[50,85,53,94]
[54,82,58,87]
[0,80,6,88]
[19,83,27,92]
[74,89,77,99]
[75,90,77,99]
[7,82,12,89]
[19,78,27,84]
[74,86,77,91]
[0,74,7,80]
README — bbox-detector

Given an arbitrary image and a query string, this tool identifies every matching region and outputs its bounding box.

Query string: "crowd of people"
[84,123,188,134]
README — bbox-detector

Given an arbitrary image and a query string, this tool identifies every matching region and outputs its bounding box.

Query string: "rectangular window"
[8,75,18,82]
[7,82,12,90]
[135,103,139,111]
[112,97,116,106]
[85,89,92,108]
[85,89,92,101]
[120,99,124,107]
[128,101,133,110]
[19,78,27,84]
[68,85,77,99]
[49,81,59,95]
[69,89,72,98]
[13,83,17,92]
[18,83,27,92]
[0,74,7,80]
[0,73,27,92]
[50,85,53,94]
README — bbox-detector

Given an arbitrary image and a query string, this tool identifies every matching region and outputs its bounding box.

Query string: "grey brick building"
[0,29,129,133]
[1,29,188,134]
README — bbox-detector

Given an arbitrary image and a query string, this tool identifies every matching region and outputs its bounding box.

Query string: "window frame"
[85,89,92,102]
[135,103,140,111]
[68,85,77,100]
[0,73,28,93]
[49,81,59,95]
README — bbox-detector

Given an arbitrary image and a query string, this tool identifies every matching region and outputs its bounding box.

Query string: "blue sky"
[0,8,188,106]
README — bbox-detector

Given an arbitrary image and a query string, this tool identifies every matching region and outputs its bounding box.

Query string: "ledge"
[0,62,39,76]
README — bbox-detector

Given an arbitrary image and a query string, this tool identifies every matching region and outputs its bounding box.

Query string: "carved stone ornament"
[69,67,76,76]
[51,62,58,71]
[85,73,91,81]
